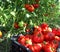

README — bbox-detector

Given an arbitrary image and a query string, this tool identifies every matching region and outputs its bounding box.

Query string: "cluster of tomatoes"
[14,22,27,29]
[24,0,39,12]
[25,3,39,12]
[18,23,60,52]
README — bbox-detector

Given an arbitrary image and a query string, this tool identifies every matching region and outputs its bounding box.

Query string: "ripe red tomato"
[56,29,60,36]
[41,23,48,28]
[18,35,25,45]
[18,35,32,47]
[33,44,42,52]
[25,4,30,9]
[28,45,35,52]
[14,22,19,29]
[27,5,34,12]
[32,33,44,43]
[33,26,42,34]
[25,34,30,38]
[40,23,48,31]
[25,4,34,12]
[37,43,43,52]
[43,44,56,52]
[28,43,42,52]
[49,40,59,49]
[52,28,57,35]
[25,4,35,12]
[33,4,39,8]
[44,32,55,41]
[42,27,52,35]
[25,34,33,39]
[52,28,60,36]
[42,41,49,47]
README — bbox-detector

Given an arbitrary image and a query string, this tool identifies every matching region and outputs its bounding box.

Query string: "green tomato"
[18,21,24,27]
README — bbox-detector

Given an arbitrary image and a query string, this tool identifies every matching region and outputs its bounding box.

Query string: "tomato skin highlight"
[54,36,60,41]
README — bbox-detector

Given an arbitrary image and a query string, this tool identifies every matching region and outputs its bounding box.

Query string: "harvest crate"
[10,35,60,52]
[10,35,32,52]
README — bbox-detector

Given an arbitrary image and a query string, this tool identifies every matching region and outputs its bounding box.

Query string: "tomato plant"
[0,0,59,52]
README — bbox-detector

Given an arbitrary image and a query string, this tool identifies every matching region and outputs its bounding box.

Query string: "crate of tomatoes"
[10,23,60,52]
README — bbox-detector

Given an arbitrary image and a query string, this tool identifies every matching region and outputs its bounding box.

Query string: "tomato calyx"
[25,39,32,44]
[43,41,48,45]
[51,47,55,52]
[37,34,41,37]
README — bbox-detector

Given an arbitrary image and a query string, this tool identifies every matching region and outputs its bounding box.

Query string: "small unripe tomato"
[18,21,24,27]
